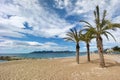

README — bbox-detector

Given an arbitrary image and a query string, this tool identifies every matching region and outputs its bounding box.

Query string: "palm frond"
[64,28,80,43]
[79,20,93,27]
[112,23,120,28]
[102,31,109,40]
[102,23,120,31]
[95,5,100,26]
[74,28,78,38]
[66,33,74,38]
[64,37,74,42]
[94,11,97,18]
[101,10,107,27]
[105,31,116,41]
[80,29,95,43]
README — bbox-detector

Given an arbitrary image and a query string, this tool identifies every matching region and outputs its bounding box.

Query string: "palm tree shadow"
[105,59,120,67]
[90,59,100,64]
[90,59,120,67]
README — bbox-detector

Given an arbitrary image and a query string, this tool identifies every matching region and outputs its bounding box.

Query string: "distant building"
[106,48,113,54]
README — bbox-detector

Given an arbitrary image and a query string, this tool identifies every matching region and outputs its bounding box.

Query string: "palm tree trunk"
[76,43,80,64]
[97,36,105,68]
[86,42,90,62]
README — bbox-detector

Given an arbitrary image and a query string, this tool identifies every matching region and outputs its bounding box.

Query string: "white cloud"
[27,42,43,46]
[44,42,58,46]
[54,0,120,24]
[0,0,74,38]
[0,16,27,28]
[54,0,72,9]
[54,0,120,18]
[54,0,120,50]
[0,30,25,38]
[0,0,120,52]
[0,38,69,53]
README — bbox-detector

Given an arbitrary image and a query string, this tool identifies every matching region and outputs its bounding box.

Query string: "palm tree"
[80,5,120,67]
[80,31,94,62]
[64,28,80,64]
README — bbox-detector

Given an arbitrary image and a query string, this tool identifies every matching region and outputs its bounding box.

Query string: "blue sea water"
[0,60,7,63]
[0,52,86,59]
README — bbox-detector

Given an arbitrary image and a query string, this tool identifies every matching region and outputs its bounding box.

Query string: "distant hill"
[30,51,75,54]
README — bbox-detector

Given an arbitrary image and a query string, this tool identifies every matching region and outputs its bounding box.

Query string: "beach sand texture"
[0,54,120,80]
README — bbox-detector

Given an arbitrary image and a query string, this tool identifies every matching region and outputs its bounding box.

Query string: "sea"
[0,52,86,59]
[0,60,7,62]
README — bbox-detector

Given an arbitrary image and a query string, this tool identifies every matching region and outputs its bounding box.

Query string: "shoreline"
[0,53,120,61]
[0,54,120,80]
[0,53,84,61]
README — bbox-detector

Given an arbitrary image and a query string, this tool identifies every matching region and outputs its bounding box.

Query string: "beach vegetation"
[64,28,81,64]
[80,30,95,62]
[80,5,120,67]
[112,46,120,52]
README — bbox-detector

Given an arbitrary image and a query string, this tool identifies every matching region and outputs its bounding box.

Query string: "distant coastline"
[30,51,75,54]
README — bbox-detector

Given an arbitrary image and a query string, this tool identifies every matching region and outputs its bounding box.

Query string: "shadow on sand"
[90,59,120,68]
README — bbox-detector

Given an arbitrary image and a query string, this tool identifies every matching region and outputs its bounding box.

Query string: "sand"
[0,54,120,80]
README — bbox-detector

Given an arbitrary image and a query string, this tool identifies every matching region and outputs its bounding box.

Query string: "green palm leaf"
[79,5,120,67]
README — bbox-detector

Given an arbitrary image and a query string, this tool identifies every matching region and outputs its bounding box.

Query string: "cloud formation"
[0,0,74,38]
[54,0,120,48]
[0,0,120,53]
[0,38,68,53]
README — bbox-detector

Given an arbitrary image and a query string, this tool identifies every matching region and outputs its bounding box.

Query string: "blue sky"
[0,0,120,53]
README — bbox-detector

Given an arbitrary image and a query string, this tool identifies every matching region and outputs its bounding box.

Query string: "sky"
[0,0,120,53]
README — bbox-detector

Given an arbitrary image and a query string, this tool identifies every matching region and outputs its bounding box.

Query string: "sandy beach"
[0,54,120,80]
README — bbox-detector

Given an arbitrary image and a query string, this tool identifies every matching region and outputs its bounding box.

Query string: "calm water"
[0,60,7,63]
[0,52,86,59]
